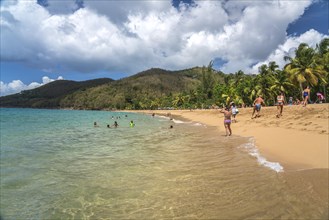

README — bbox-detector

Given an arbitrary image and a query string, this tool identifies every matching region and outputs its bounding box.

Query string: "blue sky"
[0,0,328,96]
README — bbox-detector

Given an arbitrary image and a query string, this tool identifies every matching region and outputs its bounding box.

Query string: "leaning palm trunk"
[299,82,304,100]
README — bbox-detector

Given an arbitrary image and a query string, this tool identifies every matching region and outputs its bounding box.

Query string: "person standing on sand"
[276,92,285,118]
[251,95,265,119]
[220,106,232,136]
[302,86,311,107]
[230,102,239,123]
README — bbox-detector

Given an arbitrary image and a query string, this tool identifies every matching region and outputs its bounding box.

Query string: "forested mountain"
[0,67,225,109]
[1,39,328,110]
[59,67,225,109]
[0,78,113,108]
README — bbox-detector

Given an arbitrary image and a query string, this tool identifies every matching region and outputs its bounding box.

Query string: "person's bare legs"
[256,109,261,118]
[227,124,232,136]
[304,96,309,107]
[251,107,256,119]
[276,105,283,117]
[224,123,232,136]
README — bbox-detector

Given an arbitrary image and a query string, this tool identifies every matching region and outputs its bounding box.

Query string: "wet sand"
[129,103,329,171]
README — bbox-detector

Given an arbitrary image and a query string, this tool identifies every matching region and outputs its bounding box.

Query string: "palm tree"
[172,93,190,108]
[270,70,294,93]
[316,38,329,57]
[315,38,329,101]
[257,64,275,104]
[269,70,294,103]
[233,70,245,87]
[222,81,243,106]
[268,61,280,75]
[284,43,328,98]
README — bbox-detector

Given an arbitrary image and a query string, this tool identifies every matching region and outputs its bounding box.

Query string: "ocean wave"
[172,119,185,124]
[156,115,170,120]
[241,138,284,173]
[193,122,206,127]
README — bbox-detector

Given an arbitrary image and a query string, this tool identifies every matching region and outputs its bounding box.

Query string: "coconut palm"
[269,70,294,104]
[284,43,328,97]
[315,38,329,101]
[257,64,275,104]
[316,38,329,57]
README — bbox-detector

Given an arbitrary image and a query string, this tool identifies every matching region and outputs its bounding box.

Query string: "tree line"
[156,38,328,109]
[2,39,327,110]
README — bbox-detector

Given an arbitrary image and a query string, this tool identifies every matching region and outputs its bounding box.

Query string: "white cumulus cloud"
[250,29,328,73]
[0,0,327,78]
[0,76,64,96]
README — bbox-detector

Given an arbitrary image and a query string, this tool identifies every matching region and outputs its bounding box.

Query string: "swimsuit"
[277,96,284,105]
[255,104,261,111]
[303,91,308,98]
[224,119,231,124]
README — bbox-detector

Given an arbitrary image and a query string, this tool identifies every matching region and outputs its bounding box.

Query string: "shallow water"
[0,108,328,219]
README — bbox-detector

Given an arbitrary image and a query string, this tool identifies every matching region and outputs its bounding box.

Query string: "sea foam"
[241,138,284,173]
[172,119,185,124]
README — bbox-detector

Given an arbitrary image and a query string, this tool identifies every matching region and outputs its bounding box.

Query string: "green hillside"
[0,66,226,110]
[0,78,113,108]
[1,38,328,110]
[59,67,226,110]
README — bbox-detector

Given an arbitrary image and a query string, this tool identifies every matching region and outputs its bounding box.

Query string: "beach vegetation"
[1,39,328,109]
[284,42,328,98]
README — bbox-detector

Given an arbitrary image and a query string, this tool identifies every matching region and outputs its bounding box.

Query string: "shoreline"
[127,104,329,171]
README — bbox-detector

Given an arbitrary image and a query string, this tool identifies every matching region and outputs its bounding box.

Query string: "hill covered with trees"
[0,78,113,108]
[1,39,328,110]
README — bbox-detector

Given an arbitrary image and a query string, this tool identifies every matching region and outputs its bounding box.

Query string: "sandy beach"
[131,104,329,171]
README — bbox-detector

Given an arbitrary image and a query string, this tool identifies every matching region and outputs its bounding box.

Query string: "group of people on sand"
[219,85,322,136]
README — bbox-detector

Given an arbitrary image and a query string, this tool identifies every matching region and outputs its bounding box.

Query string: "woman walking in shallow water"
[220,106,232,136]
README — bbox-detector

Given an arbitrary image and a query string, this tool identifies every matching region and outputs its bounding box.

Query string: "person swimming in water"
[130,120,135,127]
[220,106,232,136]
[112,121,119,128]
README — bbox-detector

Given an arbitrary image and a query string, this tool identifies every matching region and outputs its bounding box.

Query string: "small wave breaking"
[241,138,284,173]
[172,119,185,124]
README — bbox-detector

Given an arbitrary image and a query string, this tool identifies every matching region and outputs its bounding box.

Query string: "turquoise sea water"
[0,108,328,219]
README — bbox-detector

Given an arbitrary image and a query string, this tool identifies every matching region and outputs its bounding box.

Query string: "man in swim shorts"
[220,106,232,136]
[251,95,265,119]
